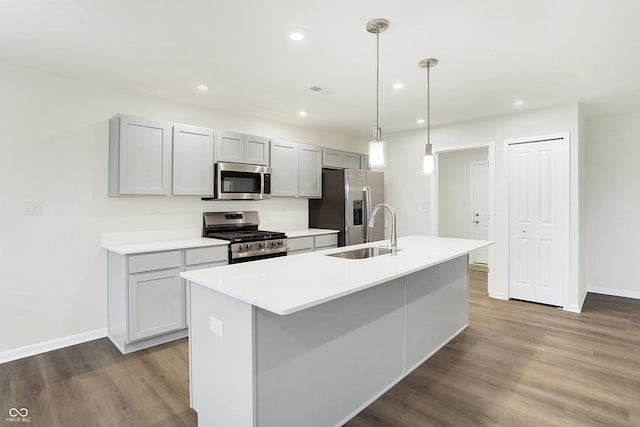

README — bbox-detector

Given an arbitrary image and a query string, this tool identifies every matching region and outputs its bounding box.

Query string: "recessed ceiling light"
[298,111,308,117]
[196,84,208,91]
[513,99,525,107]
[416,118,425,124]
[289,32,304,41]
[393,83,404,89]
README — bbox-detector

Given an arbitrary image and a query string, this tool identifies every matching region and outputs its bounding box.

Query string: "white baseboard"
[563,304,581,313]
[0,328,108,365]
[588,287,640,300]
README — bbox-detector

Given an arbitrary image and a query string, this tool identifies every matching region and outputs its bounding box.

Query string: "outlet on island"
[210,315,224,337]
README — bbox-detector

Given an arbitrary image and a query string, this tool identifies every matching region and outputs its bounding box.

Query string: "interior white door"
[470,161,489,264]
[508,138,569,306]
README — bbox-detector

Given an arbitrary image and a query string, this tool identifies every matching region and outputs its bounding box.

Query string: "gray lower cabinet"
[287,233,338,255]
[128,267,184,341]
[314,233,338,250]
[108,245,228,354]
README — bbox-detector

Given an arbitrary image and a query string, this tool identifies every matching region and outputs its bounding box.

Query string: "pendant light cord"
[376,26,380,137]
[427,62,430,145]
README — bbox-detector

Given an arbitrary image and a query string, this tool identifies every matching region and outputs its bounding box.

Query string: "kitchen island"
[181,235,492,427]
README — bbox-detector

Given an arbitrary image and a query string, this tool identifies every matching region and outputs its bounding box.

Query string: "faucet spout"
[367,203,398,255]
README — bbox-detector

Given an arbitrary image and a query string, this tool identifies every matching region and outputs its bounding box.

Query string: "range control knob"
[272,240,279,247]
[259,241,266,249]
[240,243,249,251]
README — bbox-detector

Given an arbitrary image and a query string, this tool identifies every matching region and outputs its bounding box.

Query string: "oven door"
[215,162,272,200]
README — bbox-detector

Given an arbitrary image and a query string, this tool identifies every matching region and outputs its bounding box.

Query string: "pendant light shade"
[369,127,386,167]
[419,58,438,175]
[366,18,389,168]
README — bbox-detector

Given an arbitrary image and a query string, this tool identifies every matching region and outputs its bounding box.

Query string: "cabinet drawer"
[287,236,314,252]
[128,251,181,274]
[184,260,228,271]
[185,246,228,266]
[315,234,338,248]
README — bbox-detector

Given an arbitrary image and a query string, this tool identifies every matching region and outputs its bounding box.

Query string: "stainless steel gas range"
[202,211,288,264]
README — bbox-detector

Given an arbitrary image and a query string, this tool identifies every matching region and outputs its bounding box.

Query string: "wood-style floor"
[1,271,639,426]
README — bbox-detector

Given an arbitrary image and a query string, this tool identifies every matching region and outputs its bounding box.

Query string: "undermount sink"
[327,246,400,259]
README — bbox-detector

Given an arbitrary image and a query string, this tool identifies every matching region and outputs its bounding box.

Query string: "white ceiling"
[2,0,640,137]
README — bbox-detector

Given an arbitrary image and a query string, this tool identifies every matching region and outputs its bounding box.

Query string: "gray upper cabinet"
[323,148,344,168]
[360,154,370,171]
[343,152,361,169]
[216,131,269,165]
[109,114,172,196]
[322,148,366,170]
[244,135,270,165]
[216,131,244,163]
[270,140,298,197]
[298,144,322,198]
[270,140,322,198]
[172,124,215,196]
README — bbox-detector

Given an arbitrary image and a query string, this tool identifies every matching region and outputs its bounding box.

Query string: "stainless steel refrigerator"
[309,169,384,247]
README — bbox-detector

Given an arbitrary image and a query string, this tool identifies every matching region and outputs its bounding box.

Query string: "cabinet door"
[245,135,270,165]
[298,144,322,198]
[315,233,338,250]
[343,152,361,169]
[287,236,314,254]
[172,124,215,196]
[216,131,244,163]
[360,154,371,171]
[115,115,172,195]
[323,148,343,168]
[270,140,298,197]
[128,268,185,342]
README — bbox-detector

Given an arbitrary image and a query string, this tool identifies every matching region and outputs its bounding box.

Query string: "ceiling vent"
[309,86,333,95]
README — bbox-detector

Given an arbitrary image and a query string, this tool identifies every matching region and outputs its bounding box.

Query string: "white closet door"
[508,138,569,306]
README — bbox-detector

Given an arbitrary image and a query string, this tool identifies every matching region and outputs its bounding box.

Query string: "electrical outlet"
[210,316,223,337]
[24,201,43,216]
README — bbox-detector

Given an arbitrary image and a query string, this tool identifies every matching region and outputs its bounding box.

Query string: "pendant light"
[366,18,389,168]
[419,58,438,174]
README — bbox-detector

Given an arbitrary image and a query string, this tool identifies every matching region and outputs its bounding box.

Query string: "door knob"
[474,220,480,224]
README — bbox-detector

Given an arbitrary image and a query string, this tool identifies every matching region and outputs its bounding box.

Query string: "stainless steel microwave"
[211,162,272,200]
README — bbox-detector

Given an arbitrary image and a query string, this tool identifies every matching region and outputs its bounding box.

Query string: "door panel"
[508,138,568,306]
[345,170,366,246]
[471,161,489,264]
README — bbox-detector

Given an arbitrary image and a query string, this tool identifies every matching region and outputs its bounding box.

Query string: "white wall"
[584,110,640,298]
[438,148,488,239]
[0,61,356,354]
[361,104,581,308]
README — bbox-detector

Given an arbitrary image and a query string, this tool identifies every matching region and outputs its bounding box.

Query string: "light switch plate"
[24,201,42,216]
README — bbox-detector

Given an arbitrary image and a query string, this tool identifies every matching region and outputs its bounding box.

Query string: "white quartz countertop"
[102,238,229,255]
[181,235,493,315]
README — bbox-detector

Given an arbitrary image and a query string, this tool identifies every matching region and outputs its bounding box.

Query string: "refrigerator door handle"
[363,186,371,242]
